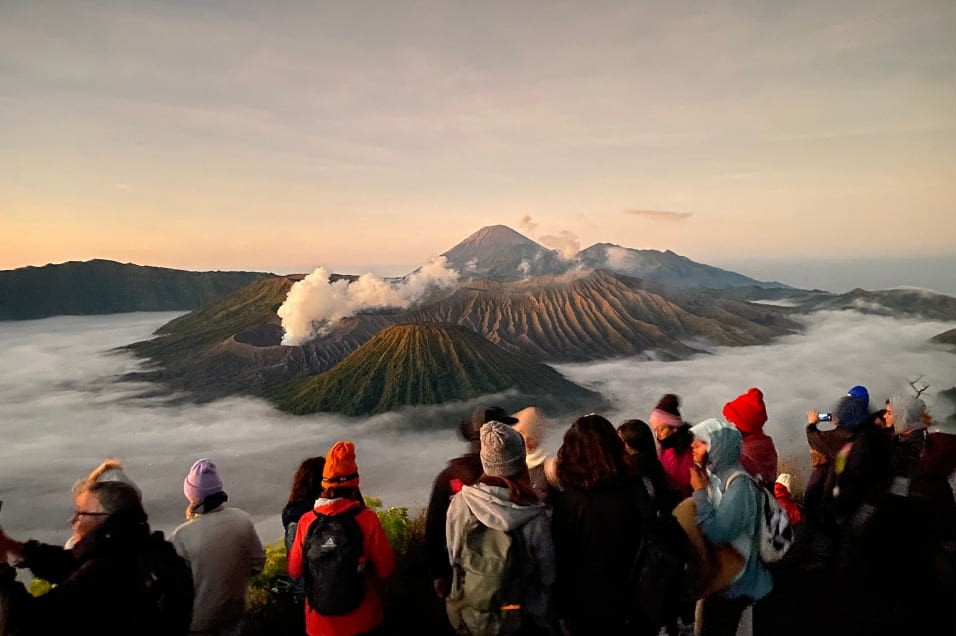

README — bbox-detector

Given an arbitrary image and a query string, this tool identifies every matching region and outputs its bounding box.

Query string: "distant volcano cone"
[272,323,601,416]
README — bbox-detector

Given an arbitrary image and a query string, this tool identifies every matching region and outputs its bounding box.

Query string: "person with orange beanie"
[723,388,778,485]
[288,441,396,636]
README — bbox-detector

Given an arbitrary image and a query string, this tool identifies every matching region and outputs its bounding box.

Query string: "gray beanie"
[479,421,527,477]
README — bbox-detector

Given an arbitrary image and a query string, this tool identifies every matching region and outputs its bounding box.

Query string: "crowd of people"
[0,384,953,636]
[426,387,954,636]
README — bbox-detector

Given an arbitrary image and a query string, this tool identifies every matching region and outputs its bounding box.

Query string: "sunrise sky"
[2,1,954,291]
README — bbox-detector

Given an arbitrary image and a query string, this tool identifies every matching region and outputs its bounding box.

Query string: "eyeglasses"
[72,510,110,519]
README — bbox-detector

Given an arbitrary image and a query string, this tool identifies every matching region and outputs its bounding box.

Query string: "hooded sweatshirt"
[446,483,555,631]
[690,420,773,602]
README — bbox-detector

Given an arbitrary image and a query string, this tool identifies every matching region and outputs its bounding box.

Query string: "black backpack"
[303,508,367,616]
[627,483,693,629]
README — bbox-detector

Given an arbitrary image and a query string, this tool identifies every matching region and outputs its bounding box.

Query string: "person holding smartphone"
[803,392,869,567]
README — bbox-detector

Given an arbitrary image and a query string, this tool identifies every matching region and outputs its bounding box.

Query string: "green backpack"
[446,514,525,636]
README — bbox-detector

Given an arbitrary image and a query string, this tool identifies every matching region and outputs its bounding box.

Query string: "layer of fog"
[0,310,953,549]
[717,254,956,297]
[555,310,956,477]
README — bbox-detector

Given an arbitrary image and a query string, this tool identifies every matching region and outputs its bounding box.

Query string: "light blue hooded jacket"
[690,418,773,601]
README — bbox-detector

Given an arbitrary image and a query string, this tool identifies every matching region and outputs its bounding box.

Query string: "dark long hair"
[286,456,326,506]
[659,424,694,453]
[618,419,680,512]
[557,414,629,490]
[618,419,666,478]
[478,467,541,506]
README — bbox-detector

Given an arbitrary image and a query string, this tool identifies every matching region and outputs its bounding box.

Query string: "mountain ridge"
[124,268,803,406]
[0,259,272,321]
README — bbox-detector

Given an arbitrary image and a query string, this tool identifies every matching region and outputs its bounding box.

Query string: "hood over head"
[460,483,546,531]
[691,418,741,473]
[889,395,928,434]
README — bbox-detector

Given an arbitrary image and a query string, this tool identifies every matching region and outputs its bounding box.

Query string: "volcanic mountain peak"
[438,226,781,288]
[576,242,781,289]
[441,225,567,281]
[273,322,602,416]
[456,225,543,250]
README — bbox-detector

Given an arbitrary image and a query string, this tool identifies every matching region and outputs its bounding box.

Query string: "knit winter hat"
[649,394,683,430]
[722,387,767,434]
[834,396,868,430]
[656,394,682,417]
[183,458,224,504]
[847,386,870,408]
[479,421,527,478]
[889,395,928,435]
[513,406,548,446]
[322,441,360,488]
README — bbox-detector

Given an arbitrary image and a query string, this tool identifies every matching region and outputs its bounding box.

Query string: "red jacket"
[739,432,778,485]
[288,498,396,636]
[774,482,803,525]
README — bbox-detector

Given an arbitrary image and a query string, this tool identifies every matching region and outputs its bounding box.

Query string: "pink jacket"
[660,447,695,498]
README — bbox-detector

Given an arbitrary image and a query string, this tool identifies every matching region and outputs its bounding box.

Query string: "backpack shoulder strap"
[725,470,755,489]
[724,470,765,543]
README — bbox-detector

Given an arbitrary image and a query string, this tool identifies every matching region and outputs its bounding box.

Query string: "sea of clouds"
[0,310,953,548]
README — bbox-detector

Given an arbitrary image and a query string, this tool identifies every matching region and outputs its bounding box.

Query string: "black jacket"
[0,511,193,635]
[424,451,483,583]
[550,479,647,634]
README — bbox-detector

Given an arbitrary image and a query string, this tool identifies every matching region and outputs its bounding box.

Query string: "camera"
[818,413,832,422]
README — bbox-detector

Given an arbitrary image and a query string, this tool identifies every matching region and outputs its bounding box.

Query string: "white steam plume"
[518,214,538,235]
[517,215,580,260]
[605,245,637,270]
[277,257,459,345]
[539,230,580,260]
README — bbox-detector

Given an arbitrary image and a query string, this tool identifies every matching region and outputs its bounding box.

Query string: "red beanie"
[723,387,767,434]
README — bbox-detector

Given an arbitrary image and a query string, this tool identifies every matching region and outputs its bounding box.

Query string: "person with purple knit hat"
[171,458,264,636]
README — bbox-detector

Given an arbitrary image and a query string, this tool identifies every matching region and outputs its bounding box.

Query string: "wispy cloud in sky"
[624,209,693,222]
[0,0,953,277]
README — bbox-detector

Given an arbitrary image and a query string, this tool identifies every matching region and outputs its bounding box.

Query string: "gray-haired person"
[0,480,193,635]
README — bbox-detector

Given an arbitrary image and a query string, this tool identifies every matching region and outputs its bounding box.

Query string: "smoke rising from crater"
[604,245,640,270]
[517,215,581,260]
[278,256,459,345]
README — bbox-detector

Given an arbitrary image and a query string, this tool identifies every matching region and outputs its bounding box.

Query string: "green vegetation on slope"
[273,323,601,416]
[0,259,270,321]
[128,276,294,358]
